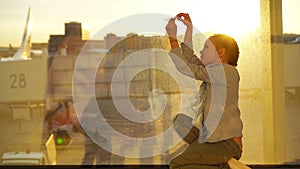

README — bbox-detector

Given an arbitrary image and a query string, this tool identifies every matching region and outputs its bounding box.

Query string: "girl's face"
[200,38,221,65]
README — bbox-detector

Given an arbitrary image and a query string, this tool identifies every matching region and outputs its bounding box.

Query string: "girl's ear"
[218,48,226,57]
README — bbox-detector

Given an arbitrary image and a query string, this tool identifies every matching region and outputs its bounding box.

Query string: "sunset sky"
[0,0,299,47]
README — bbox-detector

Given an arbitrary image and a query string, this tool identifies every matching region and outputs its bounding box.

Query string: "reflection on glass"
[0,0,299,166]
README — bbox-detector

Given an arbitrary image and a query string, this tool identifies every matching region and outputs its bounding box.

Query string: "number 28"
[10,74,26,88]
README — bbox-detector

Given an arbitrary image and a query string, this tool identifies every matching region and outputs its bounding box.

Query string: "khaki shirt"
[169,43,243,143]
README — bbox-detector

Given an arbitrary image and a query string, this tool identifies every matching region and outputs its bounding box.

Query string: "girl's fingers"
[176,13,192,23]
[176,16,183,22]
[176,13,188,17]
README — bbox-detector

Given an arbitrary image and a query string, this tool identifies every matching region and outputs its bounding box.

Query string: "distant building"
[104,33,119,49]
[48,22,103,57]
[65,22,82,41]
[31,43,48,50]
[107,33,169,53]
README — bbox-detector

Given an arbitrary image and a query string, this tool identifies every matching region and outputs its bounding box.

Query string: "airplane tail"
[12,7,32,60]
[8,43,15,57]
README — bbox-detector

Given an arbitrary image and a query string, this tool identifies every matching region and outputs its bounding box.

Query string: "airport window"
[0,0,299,168]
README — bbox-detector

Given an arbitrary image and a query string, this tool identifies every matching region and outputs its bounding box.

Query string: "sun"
[189,0,260,39]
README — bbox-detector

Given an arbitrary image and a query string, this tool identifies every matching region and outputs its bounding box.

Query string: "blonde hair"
[210,34,240,66]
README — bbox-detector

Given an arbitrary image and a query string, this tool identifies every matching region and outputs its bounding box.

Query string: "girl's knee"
[173,113,192,126]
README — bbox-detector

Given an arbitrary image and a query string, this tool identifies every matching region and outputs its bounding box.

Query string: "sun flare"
[189,0,260,39]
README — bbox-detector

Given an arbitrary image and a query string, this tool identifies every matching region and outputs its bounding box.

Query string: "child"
[166,13,243,169]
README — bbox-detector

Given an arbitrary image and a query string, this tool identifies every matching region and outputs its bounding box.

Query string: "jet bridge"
[0,56,49,157]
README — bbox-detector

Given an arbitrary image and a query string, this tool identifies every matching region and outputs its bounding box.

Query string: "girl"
[166,13,243,169]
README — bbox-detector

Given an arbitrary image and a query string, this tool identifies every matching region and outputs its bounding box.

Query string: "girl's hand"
[165,18,177,38]
[176,13,192,28]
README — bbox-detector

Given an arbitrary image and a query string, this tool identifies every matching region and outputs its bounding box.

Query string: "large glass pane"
[282,0,300,165]
[0,0,299,167]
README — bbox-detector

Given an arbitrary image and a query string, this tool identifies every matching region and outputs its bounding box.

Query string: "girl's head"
[200,34,240,66]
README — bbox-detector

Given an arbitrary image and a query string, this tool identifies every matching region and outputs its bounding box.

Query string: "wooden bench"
[228,158,251,169]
